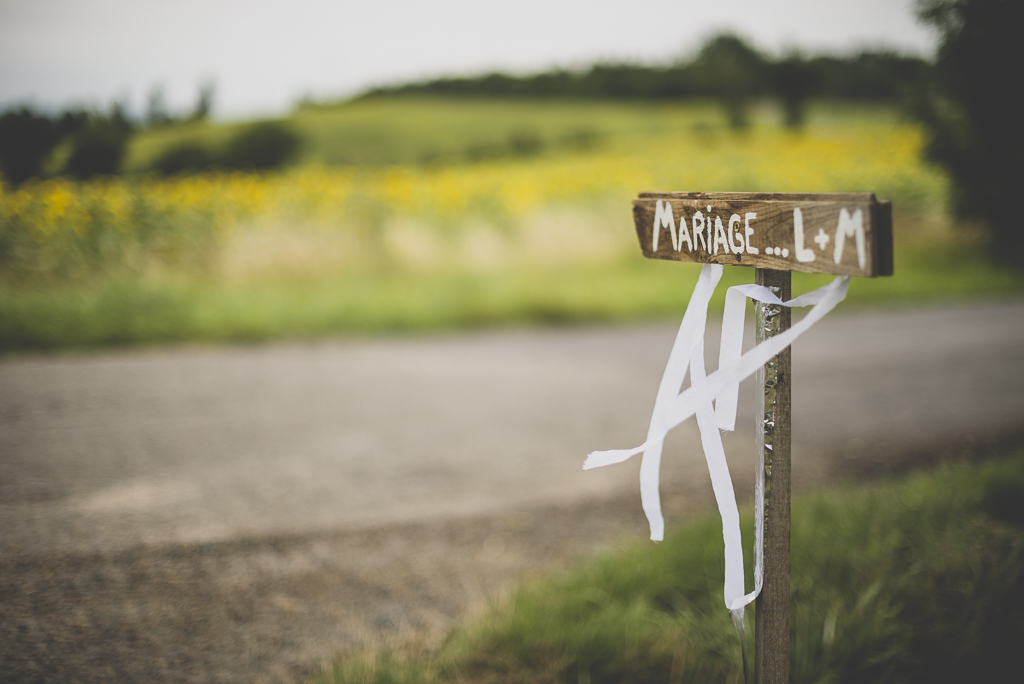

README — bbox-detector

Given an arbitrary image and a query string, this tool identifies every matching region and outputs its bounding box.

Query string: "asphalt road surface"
[2,300,1023,682]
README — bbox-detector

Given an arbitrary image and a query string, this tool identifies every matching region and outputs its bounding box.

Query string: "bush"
[62,110,133,180]
[150,143,217,175]
[222,122,300,170]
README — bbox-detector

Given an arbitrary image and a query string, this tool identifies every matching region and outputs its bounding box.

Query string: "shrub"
[150,143,217,175]
[62,110,133,180]
[222,122,300,170]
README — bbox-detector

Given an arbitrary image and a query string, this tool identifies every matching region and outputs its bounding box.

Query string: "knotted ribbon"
[584,263,849,640]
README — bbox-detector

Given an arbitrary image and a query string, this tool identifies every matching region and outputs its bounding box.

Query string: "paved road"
[2,300,1023,682]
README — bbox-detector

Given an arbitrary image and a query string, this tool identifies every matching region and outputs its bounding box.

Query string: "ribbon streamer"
[584,264,849,620]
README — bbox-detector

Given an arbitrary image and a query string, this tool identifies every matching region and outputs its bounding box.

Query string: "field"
[124,97,706,169]
[3,98,1023,350]
[320,452,1024,683]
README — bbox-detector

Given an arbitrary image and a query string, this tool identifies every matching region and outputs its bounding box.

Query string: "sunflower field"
[1,103,1020,349]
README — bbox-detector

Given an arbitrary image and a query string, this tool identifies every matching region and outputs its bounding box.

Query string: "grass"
[317,452,1024,684]
[124,98,772,171]
[123,98,927,172]
[3,212,1023,352]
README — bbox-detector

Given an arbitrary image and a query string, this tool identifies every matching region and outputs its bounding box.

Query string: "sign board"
[633,192,893,277]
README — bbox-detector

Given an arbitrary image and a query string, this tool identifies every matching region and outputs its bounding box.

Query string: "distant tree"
[0,108,63,186]
[773,53,816,129]
[56,110,90,138]
[190,82,214,122]
[63,104,134,179]
[805,52,928,101]
[691,34,768,129]
[146,86,172,128]
[917,0,1024,266]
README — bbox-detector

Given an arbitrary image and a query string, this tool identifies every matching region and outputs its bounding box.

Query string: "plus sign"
[814,228,830,250]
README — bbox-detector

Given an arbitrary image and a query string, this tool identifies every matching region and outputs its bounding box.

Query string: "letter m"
[652,200,679,252]
[833,208,866,269]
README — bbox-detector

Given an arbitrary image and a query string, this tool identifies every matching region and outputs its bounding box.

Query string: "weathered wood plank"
[632,193,894,277]
[638,191,877,203]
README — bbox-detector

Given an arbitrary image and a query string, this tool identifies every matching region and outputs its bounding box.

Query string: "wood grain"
[754,268,791,684]
[632,192,893,277]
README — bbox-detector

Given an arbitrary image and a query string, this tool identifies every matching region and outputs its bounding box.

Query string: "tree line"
[0,105,134,186]
[360,1,1024,269]
[0,84,299,186]
[359,35,932,129]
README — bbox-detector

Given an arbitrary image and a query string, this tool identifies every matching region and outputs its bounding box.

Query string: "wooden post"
[753,268,791,684]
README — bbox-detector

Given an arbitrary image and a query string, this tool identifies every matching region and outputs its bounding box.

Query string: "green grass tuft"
[4,238,1023,352]
[319,453,1024,683]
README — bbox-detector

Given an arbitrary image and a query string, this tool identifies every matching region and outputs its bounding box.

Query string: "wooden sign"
[628,191,893,683]
[633,192,893,277]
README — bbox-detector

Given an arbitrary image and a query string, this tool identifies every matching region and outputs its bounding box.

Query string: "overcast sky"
[0,0,936,121]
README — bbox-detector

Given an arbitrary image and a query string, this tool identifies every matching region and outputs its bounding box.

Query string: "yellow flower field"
[1,122,946,286]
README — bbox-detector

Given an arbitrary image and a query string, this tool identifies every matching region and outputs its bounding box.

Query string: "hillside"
[124,97,902,172]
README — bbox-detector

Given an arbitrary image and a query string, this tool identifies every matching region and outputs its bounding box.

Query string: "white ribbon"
[584,263,849,618]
